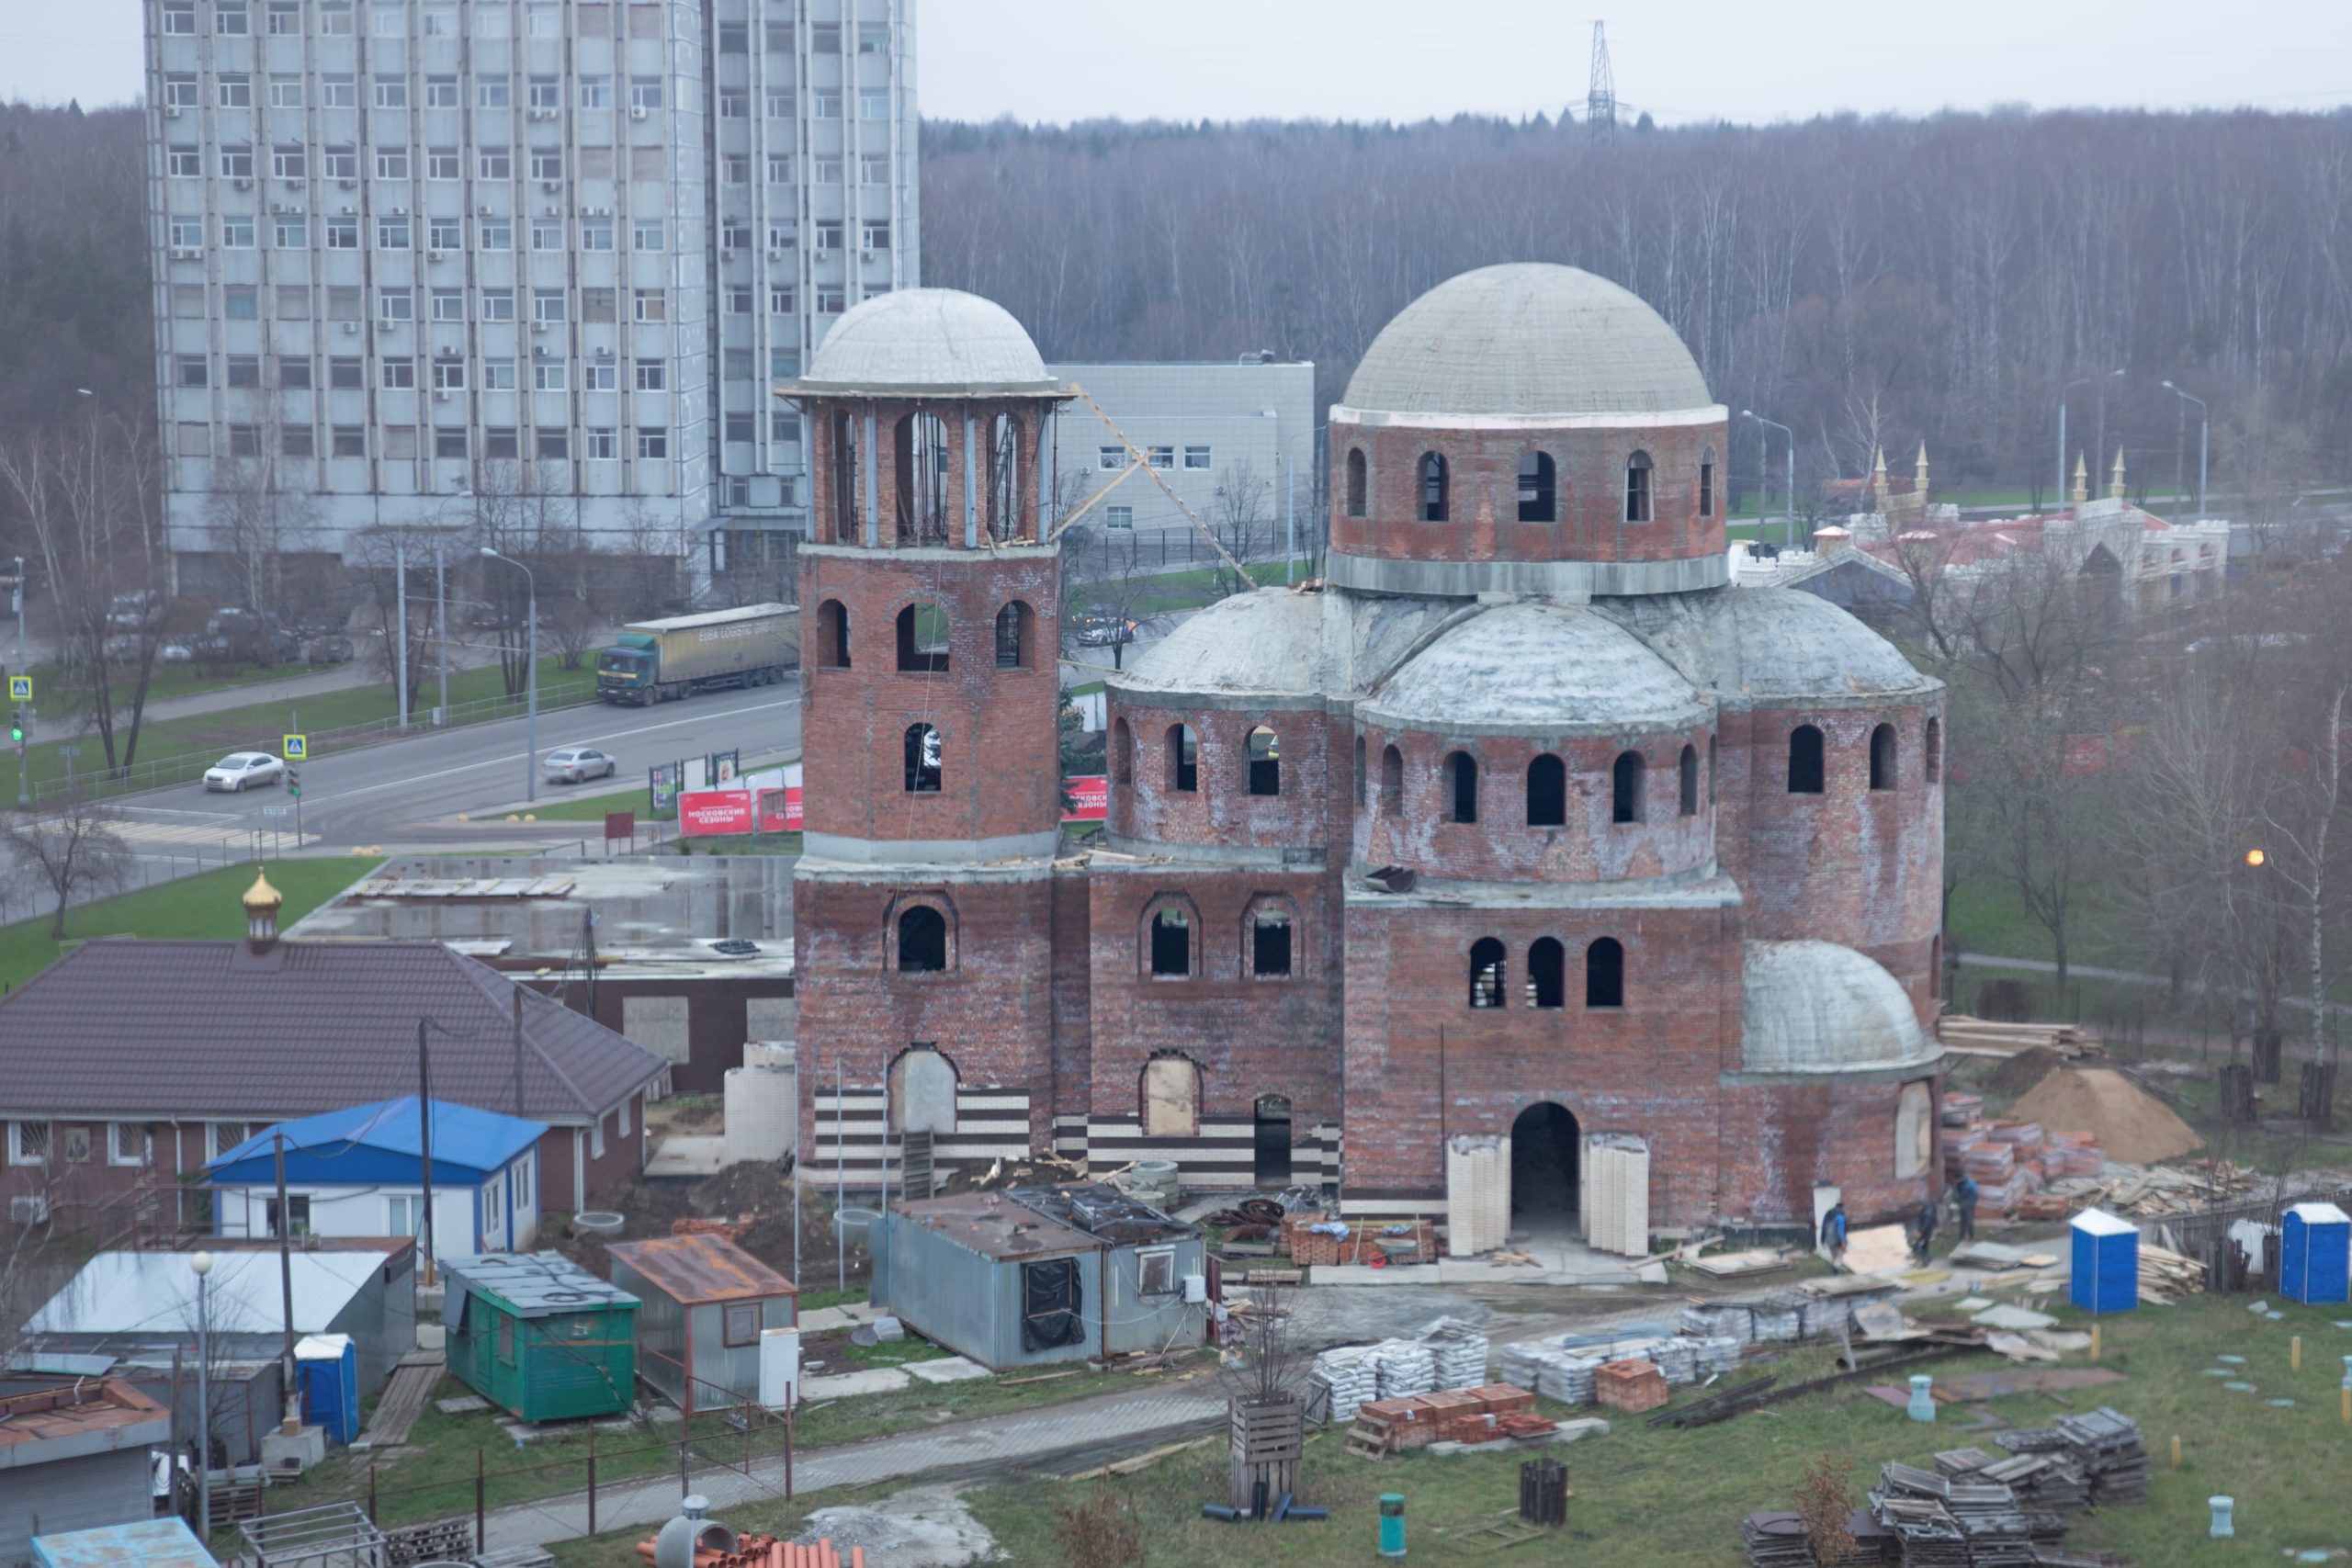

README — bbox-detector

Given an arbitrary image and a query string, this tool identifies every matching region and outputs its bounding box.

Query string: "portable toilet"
[295,1333,360,1443]
[2281,1201,2352,1305]
[2069,1208,2139,1314]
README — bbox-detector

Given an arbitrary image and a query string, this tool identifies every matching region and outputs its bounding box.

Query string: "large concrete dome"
[1740,940,1936,1075]
[802,288,1057,395]
[1361,602,1710,736]
[1342,264,1713,417]
[1598,586,1940,710]
[1111,589,1331,700]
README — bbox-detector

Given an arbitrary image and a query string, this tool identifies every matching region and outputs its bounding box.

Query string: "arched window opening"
[896,603,949,672]
[1246,727,1281,796]
[1141,1055,1199,1137]
[1623,450,1653,523]
[1380,744,1404,814]
[1167,724,1198,793]
[987,412,1023,541]
[1419,452,1448,522]
[1894,1081,1933,1179]
[1924,716,1942,784]
[1526,754,1566,827]
[1517,450,1555,523]
[1148,907,1192,978]
[889,1047,957,1135]
[1469,938,1507,1010]
[1787,724,1826,795]
[1611,750,1645,825]
[829,409,858,541]
[815,599,851,669]
[903,723,941,793]
[1112,719,1133,785]
[993,601,1032,669]
[1445,750,1479,824]
[1678,743,1700,817]
[1527,938,1566,1010]
[1707,734,1717,803]
[897,907,947,973]
[1353,735,1367,807]
[1251,906,1294,978]
[1586,936,1624,1009]
[1869,723,1897,792]
[1699,447,1715,518]
[892,410,951,546]
[1344,447,1367,517]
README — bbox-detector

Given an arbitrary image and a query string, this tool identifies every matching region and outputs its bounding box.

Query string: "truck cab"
[596,634,659,699]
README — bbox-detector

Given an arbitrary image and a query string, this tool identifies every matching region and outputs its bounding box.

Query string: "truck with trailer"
[594,604,798,705]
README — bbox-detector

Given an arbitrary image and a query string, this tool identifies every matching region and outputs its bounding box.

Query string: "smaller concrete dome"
[801,288,1057,395]
[1111,588,1329,700]
[1740,941,1934,1075]
[1342,264,1713,417]
[1599,586,1938,709]
[1362,602,1709,736]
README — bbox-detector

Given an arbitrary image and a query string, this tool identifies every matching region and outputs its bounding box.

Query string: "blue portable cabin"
[295,1334,360,1443]
[207,1096,547,1264]
[2281,1201,2351,1305]
[31,1518,219,1568]
[2069,1207,2139,1314]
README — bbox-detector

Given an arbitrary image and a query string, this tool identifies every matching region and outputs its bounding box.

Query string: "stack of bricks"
[1939,1093,2103,1219]
[1419,1389,1489,1444]
[1495,1411,1558,1439]
[1283,1213,1437,1267]
[1357,1397,1440,1449]
[1467,1383,1537,1419]
[1594,1359,1669,1415]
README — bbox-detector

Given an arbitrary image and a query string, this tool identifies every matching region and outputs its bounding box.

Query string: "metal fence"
[0,830,317,929]
[31,678,598,806]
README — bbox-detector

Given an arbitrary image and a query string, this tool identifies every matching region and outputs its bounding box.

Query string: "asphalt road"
[108,684,801,852]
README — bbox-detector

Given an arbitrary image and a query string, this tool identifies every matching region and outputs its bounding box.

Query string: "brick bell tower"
[783,289,1073,1192]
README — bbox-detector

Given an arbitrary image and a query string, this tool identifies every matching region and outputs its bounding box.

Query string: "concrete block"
[415,1323,447,1350]
[906,1356,991,1384]
[435,1394,492,1416]
[799,1368,912,1399]
[260,1424,327,1474]
[416,1283,447,1314]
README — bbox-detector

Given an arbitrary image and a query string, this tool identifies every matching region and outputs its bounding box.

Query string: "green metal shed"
[441,1252,639,1422]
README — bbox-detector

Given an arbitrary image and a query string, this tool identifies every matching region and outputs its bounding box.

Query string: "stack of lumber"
[2136,1240,2204,1302]
[2087,1160,2265,1217]
[1937,1016,2102,1059]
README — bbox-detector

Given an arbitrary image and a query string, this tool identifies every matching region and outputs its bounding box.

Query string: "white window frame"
[1184,446,1213,470]
[108,1122,149,1167]
[208,1122,249,1159]
[269,75,303,108]
[1136,1247,1177,1295]
[511,1153,533,1213]
[8,1122,47,1167]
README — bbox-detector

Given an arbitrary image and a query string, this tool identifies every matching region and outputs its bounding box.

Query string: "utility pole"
[1586,22,1617,148]
[192,1250,214,1535]
[435,539,449,723]
[417,1021,438,1284]
[274,1132,297,1427]
[2164,381,2209,518]
[393,536,409,728]
[511,985,526,1120]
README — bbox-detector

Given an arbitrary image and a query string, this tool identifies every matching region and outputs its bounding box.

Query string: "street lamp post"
[192,1249,213,1539]
[480,548,537,803]
[2057,370,2124,506]
[2162,380,2209,518]
[1740,411,1795,550]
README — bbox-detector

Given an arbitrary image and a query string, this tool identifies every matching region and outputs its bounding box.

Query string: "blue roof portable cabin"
[31,1518,219,1568]
[207,1096,548,1263]
[2070,1208,2139,1314]
[295,1335,360,1444]
[2281,1201,2351,1305]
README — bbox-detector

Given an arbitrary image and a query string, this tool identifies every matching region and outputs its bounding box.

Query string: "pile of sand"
[2006,1066,2204,1165]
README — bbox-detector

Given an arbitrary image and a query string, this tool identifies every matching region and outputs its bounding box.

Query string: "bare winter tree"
[1207,457,1272,593]
[447,459,583,697]
[5,791,131,938]
[202,415,322,616]
[348,527,439,717]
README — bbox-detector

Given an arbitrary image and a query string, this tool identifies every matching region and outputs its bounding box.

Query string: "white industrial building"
[143,0,920,594]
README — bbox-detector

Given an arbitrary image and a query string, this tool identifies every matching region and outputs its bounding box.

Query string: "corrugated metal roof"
[0,939,661,1123]
[209,1097,546,1176]
[31,1518,220,1568]
[606,1234,798,1304]
[0,1379,173,1458]
[23,1247,400,1338]
[895,1191,1102,1261]
[442,1252,638,1318]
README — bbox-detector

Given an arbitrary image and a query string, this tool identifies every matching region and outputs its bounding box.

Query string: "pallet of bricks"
[1348,1383,1552,1452]
[1282,1213,1435,1267]
[1940,1093,2104,1222]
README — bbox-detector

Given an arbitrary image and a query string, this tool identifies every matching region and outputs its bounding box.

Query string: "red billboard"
[757,786,803,833]
[1063,774,1106,822]
[678,789,755,838]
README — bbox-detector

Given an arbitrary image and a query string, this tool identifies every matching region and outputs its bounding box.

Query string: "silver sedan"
[542,747,619,784]
[203,752,286,792]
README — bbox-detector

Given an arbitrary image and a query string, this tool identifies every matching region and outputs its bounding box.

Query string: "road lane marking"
[325,695,801,801]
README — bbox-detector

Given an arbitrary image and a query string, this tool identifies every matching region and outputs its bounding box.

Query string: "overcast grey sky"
[5,0,2346,123]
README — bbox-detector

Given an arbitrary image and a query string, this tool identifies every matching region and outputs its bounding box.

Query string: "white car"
[542,747,618,784]
[203,752,286,792]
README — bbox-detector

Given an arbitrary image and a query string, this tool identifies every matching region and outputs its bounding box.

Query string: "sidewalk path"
[1957,951,2351,1017]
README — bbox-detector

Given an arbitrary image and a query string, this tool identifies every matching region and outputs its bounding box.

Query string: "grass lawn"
[20,657,306,721]
[0,856,381,989]
[18,655,594,795]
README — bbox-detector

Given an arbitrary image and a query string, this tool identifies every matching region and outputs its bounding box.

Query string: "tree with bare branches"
[5,791,130,939]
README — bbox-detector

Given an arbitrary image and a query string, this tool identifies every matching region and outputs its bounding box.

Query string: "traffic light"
[286,761,301,799]
[8,708,21,745]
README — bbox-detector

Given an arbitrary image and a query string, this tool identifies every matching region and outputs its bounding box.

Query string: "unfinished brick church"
[786,265,1945,1243]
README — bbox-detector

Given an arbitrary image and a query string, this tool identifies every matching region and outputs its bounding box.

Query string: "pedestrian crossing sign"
[283,734,308,760]
[6,676,28,700]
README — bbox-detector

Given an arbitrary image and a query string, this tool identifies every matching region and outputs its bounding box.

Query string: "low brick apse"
[789,266,1945,1243]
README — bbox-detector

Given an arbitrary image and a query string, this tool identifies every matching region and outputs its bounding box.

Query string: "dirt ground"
[553,1158,871,1293]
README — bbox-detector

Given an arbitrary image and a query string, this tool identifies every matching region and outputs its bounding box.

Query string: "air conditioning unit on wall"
[8,1195,48,1224]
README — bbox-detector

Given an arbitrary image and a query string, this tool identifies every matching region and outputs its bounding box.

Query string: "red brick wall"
[806,397,1047,549]
[1106,703,1335,852]
[1719,1075,1939,1227]
[1329,418,1728,568]
[1353,724,1716,883]
[1049,866,1095,1122]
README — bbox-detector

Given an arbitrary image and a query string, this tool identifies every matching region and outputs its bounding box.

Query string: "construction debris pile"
[1281,1212,1437,1266]
[1308,1318,1491,1422]
[1742,1410,2147,1568]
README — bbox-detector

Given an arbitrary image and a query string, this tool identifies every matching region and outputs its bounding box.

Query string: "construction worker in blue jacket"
[1819,1201,1850,1270]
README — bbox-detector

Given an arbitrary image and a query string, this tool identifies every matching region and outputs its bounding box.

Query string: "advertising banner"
[679,789,756,838]
[757,786,804,833]
[650,761,684,816]
[1063,774,1107,822]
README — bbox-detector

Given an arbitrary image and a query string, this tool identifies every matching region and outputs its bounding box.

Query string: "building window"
[108,1122,149,1166]
[863,220,891,250]
[1147,445,1174,471]
[1344,447,1366,516]
[219,74,252,108]
[1586,937,1625,1009]
[1149,907,1192,978]
[425,76,458,108]
[175,354,209,390]
[860,90,888,119]
[222,217,255,249]
[1523,754,1566,828]
[375,148,409,179]
[1869,723,1898,792]
[217,2,249,34]
[9,1122,49,1166]
[581,218,613,252]
[1104,506,1132,530]
[634,219,663,252]
[903,723,941,793]
[426,149,459,180]
[637,429,667,460]
[722,1302,760,1347]
[1380,744,1404,813]
[1679,744,1700,816]
[282,427,313,458]
[1097,446,1126,471]
[633,363,666,391]
[1246,727,1280,797]
[1528,938,1566,1009]
[1250,904,1293,979]
[1787,724,1826,795]
[1924,717,1942,784]
[374,80,408,110]
[377,216,410,249]
[381,361,416,390]
[434,428,469,460]
[483,427,518,459]
[332,425,365,457]
[584,429,615,460]
[1518,450,1556,523]
[163,3,195,34]
[1140,1055,1198,1136]
[1611,750,1645,824]
[1183,446,1211,470]
[1167,725,1198,793]
[633,290,666,323]
[994,602,1032,669]
[278,356,311,389]
[1624,450,1653,523]
[479,79,508,108]
[897,906,947,972]
[225,355,261,389]
[479,147,511,178]
[165,76,198,108]
[896,604,949,673]
[270,74,303,107]
[481,288,514,321]
[266,1194,311,1236]
[322,75,356,107]
[1445,750,1478,824]
[221,145,255,179]
[1469,938,1506,1009]
[815,601,850,668]
[1419,452,1448,521]
[722,412,752,443]
[271,145,306,179]
[1700,448,1715,517]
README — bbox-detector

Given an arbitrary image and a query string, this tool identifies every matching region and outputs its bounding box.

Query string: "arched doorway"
[1510,1101,1579,1234]
[1254,1094,1293,1187]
